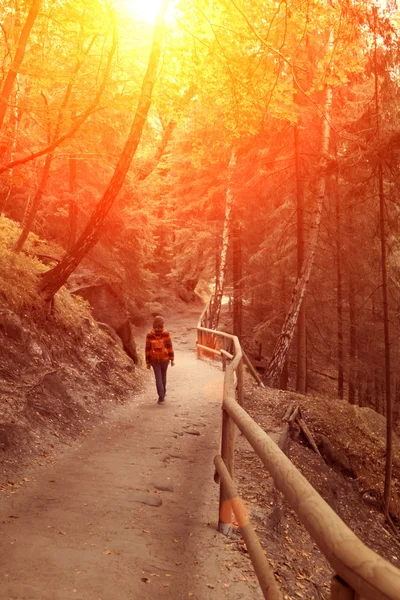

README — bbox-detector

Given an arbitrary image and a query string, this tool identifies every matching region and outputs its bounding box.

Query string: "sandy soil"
[0,311,263,600]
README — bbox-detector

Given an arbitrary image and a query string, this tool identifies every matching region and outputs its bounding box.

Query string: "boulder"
[72,283,128,331]
[97,322,123,348]
[176,286,202,304]
[117,320,138,364]
[0,309,26,342]
[127,303,147,326]
[315,433,354,478]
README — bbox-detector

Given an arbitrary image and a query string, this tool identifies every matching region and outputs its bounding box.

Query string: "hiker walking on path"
[145,315,174,404]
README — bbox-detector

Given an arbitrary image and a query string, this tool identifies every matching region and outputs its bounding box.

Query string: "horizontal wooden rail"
[223,396,400,600]
[198,325,242,369]
[242,349,265,387]
[220,348,234,360]
[197,301,263,387]
[214,455,282,600]
[196,299,400,600]
[196,343,221,356]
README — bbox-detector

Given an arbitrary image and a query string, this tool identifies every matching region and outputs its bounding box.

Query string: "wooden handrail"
[223,396,400,600]
[196,301,400,600]
[214,455,283,600]
[197,301,263,387]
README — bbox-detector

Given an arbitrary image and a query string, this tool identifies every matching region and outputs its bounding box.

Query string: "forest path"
[0,309,262,600]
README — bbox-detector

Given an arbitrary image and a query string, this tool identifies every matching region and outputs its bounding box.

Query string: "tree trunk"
[334,167,344,399]
[348,270,356,405]
[14,33,98,252]
[0,22,116,177]
[279,270,289,391]
[39,3,168,302]
[374,26,392,513]
[378,109,393,517]
[0,0,43,132]
[15,153,52,252]
[210,150,236,330]
[136,84,196,181]
[294,124,306,394]
[68,157,78,249]
[265,30,334,388]
[232,215,243,340]
[0,81,20,212]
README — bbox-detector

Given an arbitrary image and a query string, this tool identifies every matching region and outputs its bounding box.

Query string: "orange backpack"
[150,337,169,361]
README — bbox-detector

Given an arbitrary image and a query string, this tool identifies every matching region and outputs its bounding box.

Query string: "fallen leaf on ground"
[143,529,151,534]
[59,531,67,535]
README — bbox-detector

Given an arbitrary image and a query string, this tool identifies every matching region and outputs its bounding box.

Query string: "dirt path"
[0,311,262,600]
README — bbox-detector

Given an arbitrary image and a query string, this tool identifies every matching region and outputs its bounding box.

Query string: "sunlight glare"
[122,0,164,24]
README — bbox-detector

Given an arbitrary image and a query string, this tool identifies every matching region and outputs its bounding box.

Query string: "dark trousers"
[151,360,169,400]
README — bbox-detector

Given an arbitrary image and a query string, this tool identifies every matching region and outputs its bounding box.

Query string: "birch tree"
[265,28,335,387]
[210,150,236,331]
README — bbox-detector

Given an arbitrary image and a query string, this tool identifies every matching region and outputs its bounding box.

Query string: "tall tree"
[334,165,344,399]
[294,123,306,394]
[373,6,393,514]
[38,1,169,302]
[232,215,243,340]
[265,28,335,387]
[0,0,43,132]
[14,25,113,252]
[210,150,236,330]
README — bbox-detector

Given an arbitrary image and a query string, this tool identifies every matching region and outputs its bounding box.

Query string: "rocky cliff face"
[0,217,142,486]
[0,299,141,486]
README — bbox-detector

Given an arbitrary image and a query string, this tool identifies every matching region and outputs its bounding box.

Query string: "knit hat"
[153,315,164,329]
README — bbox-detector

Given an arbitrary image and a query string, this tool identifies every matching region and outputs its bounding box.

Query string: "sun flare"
[121,0,164,24]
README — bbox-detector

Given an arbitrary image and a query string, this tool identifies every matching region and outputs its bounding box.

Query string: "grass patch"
[0,216,93,331]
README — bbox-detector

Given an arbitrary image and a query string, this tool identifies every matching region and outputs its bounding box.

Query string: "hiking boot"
[158,397,165,405]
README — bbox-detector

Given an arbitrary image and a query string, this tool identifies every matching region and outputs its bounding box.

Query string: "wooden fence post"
[197,329,201,358]
[214,456,283,600]
[218,406,236,535]
[331,576,355,599]
[236,357,244,406]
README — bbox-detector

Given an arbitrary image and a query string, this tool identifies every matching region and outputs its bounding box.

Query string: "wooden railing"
[196,302,400,600]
